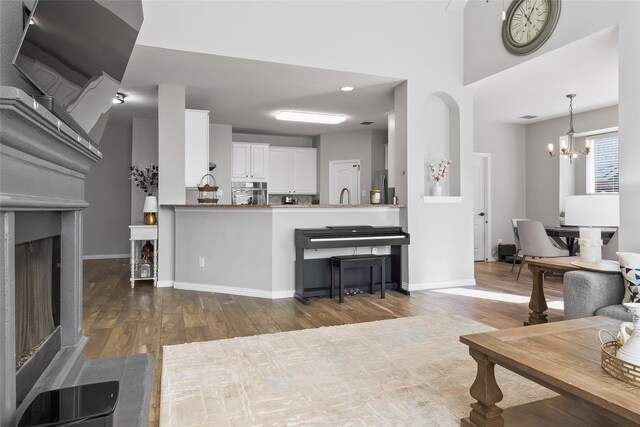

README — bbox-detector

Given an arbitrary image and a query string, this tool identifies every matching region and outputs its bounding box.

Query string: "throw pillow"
[618,252,640,303]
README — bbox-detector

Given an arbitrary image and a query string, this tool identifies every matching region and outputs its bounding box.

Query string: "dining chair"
[602,230,619,261]
[516,220,570,280]
[511,218,530,273]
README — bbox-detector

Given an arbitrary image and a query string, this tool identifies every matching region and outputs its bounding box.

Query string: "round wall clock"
[502,0,561,55]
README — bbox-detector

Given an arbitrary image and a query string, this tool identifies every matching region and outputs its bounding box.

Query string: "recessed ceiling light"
[341,86,354,92]
[112,92,126,104]
[275,111,345,124]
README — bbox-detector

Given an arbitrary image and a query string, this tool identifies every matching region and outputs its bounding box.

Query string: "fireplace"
[1,87,101,426]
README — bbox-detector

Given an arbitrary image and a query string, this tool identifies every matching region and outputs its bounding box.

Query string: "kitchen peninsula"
[164,204,406,300]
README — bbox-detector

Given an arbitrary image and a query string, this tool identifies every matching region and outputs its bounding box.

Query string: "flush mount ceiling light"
[340,86,354,92]
[547,94,590,164]
[112,92,126,104]
[275,111,345,124]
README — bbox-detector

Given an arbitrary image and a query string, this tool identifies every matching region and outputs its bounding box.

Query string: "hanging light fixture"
[547,94,590,164]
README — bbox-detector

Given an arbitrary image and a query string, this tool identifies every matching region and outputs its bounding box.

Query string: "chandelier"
[547,94,590,164]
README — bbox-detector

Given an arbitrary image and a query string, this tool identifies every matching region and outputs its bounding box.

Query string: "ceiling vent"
[519,115,538,120]
[360,121,374,125]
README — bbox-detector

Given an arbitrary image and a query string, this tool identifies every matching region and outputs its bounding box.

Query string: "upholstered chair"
[516,220,570,280]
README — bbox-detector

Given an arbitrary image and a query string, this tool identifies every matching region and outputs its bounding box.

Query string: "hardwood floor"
[82,258,565,426]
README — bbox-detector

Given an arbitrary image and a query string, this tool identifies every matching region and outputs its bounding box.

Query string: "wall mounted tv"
[12,0,143,145]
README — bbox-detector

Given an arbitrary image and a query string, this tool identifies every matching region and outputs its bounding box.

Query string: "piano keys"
[294,226,410,304]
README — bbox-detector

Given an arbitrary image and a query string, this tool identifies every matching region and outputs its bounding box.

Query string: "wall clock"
[502,0,561,55]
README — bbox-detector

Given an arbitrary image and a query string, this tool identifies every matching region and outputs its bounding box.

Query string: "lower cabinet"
[268,147,317,194]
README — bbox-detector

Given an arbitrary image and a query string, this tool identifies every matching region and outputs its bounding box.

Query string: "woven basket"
[197,174,218,204]
[601,339,640,386]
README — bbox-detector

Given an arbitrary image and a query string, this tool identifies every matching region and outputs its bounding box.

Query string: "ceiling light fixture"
[275,111,345,124]
[113,92,126,104]
[341,86,354,92]
[547,94,590,164]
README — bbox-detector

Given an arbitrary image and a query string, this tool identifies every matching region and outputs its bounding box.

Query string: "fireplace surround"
[1,87,100,425]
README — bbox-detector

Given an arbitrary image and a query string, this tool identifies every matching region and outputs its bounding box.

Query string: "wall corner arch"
[423,91,461,198]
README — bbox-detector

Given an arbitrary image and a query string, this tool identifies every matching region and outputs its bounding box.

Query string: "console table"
[129,224,158,288]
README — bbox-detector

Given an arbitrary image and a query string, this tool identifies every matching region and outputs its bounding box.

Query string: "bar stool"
[330,255,385,303]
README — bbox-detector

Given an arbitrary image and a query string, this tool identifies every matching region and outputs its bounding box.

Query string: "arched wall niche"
[423,91,461,197]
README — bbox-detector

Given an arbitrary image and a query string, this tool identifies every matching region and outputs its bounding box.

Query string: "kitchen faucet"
[339,187,351,204]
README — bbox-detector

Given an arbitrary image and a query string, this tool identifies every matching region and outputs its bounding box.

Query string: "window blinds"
[592,133,619,193]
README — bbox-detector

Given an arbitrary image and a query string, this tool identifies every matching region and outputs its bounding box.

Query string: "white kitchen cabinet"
[268,147,317,194]
[185,109,209,187]
[232,142,269,181]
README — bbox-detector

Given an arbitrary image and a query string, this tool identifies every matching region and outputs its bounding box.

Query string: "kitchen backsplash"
[269,194,314,205]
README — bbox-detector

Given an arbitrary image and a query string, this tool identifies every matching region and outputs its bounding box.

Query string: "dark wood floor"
[82,259,565,427]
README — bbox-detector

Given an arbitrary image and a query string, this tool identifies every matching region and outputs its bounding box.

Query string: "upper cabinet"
[232,142,269,182]
[268,147,317,194]
[185,109,209,188]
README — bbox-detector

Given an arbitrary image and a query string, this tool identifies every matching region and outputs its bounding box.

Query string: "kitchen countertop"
[162,204,405,208]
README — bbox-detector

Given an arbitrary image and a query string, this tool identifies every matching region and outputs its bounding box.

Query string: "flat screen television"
[12,0,143,145]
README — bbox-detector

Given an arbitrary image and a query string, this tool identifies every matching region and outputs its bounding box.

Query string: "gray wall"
[131,118,159,223]
[474,121,526,257]
[525,105,618,226]
[371,130,387,188]
[83,118,132,256]
[0,0,36,94]
[210,124,232,204]
[317,130,377,204]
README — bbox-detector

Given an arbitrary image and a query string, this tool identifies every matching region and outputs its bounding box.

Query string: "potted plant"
[427,159,452,196]
[129,164,158,224]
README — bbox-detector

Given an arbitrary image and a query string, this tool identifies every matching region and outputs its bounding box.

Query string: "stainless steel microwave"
[231,181,267,205]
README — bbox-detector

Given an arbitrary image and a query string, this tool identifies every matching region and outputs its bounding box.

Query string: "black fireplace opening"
[14,211,63,405]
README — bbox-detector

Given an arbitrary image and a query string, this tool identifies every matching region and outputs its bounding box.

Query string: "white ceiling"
[113,25,617,133]
[469,27,618,124]
[113,46,402,136]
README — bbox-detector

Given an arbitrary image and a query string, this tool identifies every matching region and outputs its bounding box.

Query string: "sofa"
[563,270,632,322]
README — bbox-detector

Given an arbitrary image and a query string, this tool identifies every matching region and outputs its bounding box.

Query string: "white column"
[157,85,186,286]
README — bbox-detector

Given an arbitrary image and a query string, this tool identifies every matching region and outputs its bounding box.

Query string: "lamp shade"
[143,196,158,213]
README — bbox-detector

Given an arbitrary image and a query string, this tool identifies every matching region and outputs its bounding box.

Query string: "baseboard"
[156,280,174,288]
[405,279,476,291]
[82,254,128,260]
[174,282,295,299]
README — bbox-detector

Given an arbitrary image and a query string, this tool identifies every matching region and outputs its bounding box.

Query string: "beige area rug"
[160,313,556,426]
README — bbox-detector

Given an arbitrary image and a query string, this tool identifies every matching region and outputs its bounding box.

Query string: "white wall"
[131,118,159,223]
[465,1,640,251]
[232,133,313,147]
[525,105,618,226]
[473,121,526,257]
[138,1,475,287]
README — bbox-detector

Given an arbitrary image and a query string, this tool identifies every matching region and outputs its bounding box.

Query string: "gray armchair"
[563,270,631,321]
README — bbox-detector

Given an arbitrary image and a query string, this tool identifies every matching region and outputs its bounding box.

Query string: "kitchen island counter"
[163,204,405,208]
[170,205,405,299]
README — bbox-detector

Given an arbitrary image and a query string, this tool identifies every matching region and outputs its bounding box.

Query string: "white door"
[292,148,317,194]
[329,160,360,205]
[232,143,251,179]
[473,154,489,261]
[250,144,269,181]
[268,147,292,193]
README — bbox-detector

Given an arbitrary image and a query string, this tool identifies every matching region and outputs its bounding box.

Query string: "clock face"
[502,0,561,55]
[509,0,550,46]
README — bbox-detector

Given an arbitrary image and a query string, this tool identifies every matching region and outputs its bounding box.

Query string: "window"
[586,132,618,193]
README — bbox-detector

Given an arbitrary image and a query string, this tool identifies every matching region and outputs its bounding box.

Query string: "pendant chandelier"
[547,94,590,164]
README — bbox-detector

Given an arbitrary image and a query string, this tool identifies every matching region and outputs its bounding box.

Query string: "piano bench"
[330,255,385,303]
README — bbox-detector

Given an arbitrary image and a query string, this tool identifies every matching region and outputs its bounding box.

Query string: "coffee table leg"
[526,264,548,325]
[461,348,504,427]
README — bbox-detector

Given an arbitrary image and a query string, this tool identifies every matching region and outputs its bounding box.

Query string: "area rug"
[160,313,556,426]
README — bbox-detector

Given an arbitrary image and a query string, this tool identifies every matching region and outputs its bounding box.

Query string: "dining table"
[544,225,617,256]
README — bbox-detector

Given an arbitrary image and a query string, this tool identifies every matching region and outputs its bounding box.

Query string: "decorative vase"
[431,182,443,197]
[143,196,157,225]
[618,303,640,365]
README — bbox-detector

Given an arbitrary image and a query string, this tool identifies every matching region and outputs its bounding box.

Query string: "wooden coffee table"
[460,317,640,427]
